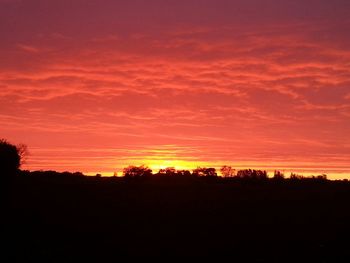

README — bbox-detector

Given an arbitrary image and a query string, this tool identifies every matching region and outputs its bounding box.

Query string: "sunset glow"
[1,0,350,179]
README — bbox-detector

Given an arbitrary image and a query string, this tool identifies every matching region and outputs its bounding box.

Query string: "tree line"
[121,165,327,180]
[0,138,328,181]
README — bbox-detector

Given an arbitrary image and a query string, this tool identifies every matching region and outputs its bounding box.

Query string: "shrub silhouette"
[0,139,26,176]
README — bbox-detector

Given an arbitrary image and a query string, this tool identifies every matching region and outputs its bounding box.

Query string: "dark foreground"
[2,174,350,262]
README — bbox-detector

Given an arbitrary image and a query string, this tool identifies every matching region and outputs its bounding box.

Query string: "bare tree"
[17,143,28,167]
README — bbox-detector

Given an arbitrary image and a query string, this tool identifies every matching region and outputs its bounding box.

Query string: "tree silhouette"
[236,169,268,180]
[316,174,327,180]
[176,170,191,176]
[157,167,176,176]
[123,165,152,177]
[192,167,217,177]
[290,173,304,180]
[273,170,285,180]
[220,165,236,177]
[0,139,27,176]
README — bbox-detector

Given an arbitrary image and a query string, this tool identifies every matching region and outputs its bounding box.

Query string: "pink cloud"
[17,44,40,53]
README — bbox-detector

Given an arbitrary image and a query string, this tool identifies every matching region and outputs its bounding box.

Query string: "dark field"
[2,174,350,262]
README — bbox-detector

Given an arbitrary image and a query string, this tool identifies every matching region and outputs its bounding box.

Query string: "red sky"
[1,0,350,178]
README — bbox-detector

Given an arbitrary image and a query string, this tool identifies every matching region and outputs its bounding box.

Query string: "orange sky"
[1,0,350,179]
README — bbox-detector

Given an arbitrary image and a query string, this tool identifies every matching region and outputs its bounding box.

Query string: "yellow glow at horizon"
[146,159,204,172]
[82,155,350,180]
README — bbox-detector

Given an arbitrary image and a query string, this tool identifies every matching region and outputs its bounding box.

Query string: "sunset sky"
[1,0,350,178]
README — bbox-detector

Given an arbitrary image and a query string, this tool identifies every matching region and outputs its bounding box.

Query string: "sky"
[1,0,350,178]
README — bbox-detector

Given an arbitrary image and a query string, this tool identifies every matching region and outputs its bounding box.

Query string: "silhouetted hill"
[2,171,350,262]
